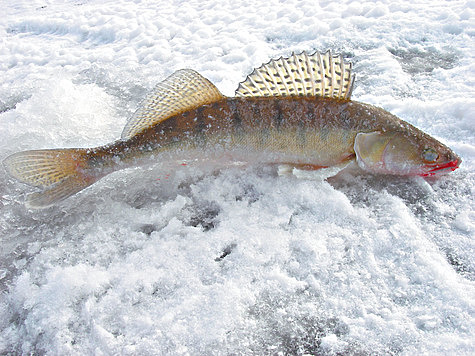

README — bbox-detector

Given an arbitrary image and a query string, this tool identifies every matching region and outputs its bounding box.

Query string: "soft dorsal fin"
[122,69,224,139]
[235,51,355,100]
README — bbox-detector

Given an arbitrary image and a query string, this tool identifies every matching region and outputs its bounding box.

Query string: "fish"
[3,51,461,208]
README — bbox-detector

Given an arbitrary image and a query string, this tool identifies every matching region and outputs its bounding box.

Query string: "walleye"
[3,51,461,208]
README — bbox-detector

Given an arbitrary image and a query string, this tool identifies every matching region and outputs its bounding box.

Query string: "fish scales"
[3,51,460,208]
[92,97,360,170]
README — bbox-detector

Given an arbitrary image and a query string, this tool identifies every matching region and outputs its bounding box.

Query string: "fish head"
[354,131,461,176]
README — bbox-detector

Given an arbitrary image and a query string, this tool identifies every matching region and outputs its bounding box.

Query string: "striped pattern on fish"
[3,51,461,208]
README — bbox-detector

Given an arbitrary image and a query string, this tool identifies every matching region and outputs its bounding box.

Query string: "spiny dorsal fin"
[235,50,355,100]
[122,69,224,139]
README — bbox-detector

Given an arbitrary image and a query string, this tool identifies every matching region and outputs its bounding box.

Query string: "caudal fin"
[3,148,98,208]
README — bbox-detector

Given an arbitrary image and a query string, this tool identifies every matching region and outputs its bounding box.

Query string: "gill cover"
[354,131,423,175]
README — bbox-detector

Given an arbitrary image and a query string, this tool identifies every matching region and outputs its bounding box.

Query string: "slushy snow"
[1,0,474,354]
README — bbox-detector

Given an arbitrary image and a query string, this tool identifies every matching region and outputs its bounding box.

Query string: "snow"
[1,0,474,354]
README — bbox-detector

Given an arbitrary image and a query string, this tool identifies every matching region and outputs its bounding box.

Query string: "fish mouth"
[421,159,460,177]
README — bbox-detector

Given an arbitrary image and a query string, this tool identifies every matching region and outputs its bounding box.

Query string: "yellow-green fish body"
[3,51,461,208]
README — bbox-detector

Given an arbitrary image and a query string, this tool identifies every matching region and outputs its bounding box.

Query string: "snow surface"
[1,0,474,354]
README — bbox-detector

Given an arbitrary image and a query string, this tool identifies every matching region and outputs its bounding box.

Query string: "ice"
[1,0,474,354]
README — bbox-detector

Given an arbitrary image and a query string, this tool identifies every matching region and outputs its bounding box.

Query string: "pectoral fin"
[278,161,352,180]
[354,131,393,173]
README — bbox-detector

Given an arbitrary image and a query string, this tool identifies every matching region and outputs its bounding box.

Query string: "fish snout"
[422,154,461,177]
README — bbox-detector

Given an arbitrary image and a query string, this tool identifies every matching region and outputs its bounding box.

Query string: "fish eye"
[422,148,439,162]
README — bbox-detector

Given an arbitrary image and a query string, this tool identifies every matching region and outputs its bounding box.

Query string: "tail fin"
[3,148,99,208]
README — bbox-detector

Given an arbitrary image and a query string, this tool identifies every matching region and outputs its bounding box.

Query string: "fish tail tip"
[4,148,99,208]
